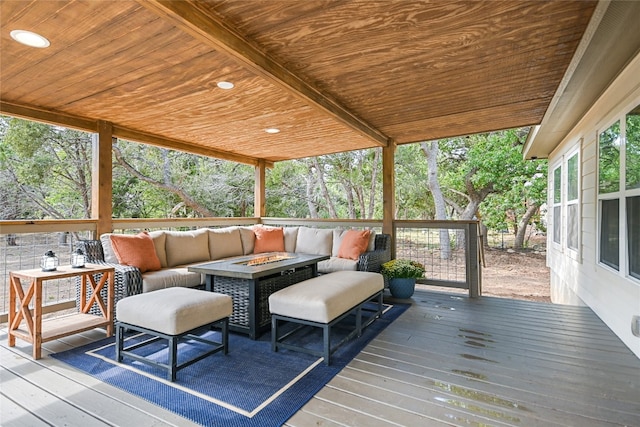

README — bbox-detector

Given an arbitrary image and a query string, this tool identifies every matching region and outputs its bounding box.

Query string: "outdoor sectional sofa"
[76,226,391,317]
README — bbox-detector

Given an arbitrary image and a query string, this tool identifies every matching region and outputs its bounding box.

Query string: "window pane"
[626,105,640,190]
[567,204,578,250]
[628,196,640,280]
[554,166,562,203]
[599,121,620,194]
[567,153,579,201]
[600,199,619,270]
[553,206,561,244]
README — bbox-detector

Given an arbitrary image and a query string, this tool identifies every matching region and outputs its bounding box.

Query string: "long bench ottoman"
[115,287,232,381]
[269,271,383,365]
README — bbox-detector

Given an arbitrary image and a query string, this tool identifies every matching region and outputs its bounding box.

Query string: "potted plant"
[381,259,425,298]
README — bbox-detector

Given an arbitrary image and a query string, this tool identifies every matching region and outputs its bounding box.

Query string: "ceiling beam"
[0,101,268,167]
[113,126,269,167]
[1,101,98,132]
[138,0,390,148]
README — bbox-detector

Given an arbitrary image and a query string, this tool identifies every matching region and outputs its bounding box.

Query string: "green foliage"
[381,259,425,279]
[599,120,621,194]
[395,144,433,219]
[0,116,92,219]
[1,116,546,245]
[266,150,383,219]
[626,108,640,190]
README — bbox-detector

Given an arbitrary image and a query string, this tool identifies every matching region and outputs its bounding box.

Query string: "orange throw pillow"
[338,230,371,260]
[110,232,161,273]
[253,227,285,253]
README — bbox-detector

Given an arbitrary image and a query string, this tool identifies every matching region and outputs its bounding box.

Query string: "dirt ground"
[418,248,551,303]
[479,248,551,302]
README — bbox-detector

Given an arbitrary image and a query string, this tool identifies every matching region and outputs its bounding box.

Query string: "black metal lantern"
[41,250,59,272]
[71,248,85,268]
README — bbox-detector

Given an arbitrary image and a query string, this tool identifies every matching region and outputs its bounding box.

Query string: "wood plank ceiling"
[0,0,597,165]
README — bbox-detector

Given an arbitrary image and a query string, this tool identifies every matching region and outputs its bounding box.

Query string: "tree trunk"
[514,203,540,249]
[313,158,338,218]
[367,148,380,219]
[420,141,451,260]
[305,166,318,218]
[112,145,215,217]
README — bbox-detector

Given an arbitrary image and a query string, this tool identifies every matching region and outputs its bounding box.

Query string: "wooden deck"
[2,289,639,426]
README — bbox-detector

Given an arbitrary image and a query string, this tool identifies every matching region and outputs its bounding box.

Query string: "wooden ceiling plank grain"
[136,0,390,148]
[112,125,266,167]
[0,101,97,133]
[1,0,598,163]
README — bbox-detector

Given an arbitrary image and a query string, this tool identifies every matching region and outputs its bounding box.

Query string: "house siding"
[547,52,640,358]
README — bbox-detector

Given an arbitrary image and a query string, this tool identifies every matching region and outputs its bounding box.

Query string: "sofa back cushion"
[164,229,210,267]
[253,226,285,253]
[283,227,298,252]
[148,230,168,268]
[368,231,377,251]
[239,227,256,255]
[109,232,162,273]
[100,233,118,263]
[295,227,333,256]
[208,227,243,260]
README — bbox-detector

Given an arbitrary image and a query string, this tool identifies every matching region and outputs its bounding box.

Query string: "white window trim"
[551,163,562,251]
[565,145,581,262]
[596,104,640,285]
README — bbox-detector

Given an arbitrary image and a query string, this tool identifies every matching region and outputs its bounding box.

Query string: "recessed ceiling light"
[217,81,234,90]
[265,128,280,134]
[10,30,50,48]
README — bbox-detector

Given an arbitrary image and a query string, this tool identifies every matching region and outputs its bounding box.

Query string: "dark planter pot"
[388,278,416,299]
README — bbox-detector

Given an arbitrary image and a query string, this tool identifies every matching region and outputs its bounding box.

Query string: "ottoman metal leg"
[115,317,229,382]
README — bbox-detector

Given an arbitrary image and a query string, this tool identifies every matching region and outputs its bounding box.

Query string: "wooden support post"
[255,159,266,218]
[92,121,113,238]
[466,222,481,298]
[382,143,396,259]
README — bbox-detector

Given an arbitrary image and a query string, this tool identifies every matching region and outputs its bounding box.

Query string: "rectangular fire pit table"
[188,253,328,339]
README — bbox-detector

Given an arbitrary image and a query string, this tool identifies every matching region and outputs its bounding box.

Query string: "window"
[567,152,579,251]
[626,106,640,190]
[600,198,619,270]
[553,165,562,245]
[598,121,621,270]
[628,196,640,280]
[626,106,640,279]
[597,103,640,280]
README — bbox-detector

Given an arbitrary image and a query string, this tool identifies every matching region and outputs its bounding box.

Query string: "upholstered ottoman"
[269,271,383,365]
[115,287,232,381]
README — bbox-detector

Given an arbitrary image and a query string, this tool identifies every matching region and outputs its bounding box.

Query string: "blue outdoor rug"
[52,303,408,427]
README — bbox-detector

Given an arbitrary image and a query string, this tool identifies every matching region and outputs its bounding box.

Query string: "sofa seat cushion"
[318,257,358,274]
[141,267,202,293]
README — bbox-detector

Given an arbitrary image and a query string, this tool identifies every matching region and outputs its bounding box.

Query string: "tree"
[0,116,92,220]
[420,141,451,259]
[438,129,547,249]
[112,141,254,218]
[266,149,383,219]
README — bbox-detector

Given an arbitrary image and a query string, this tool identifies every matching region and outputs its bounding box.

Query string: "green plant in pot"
[381,259,425,298]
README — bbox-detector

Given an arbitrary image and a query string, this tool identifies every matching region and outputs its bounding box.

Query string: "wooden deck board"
[2,289,639,427]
